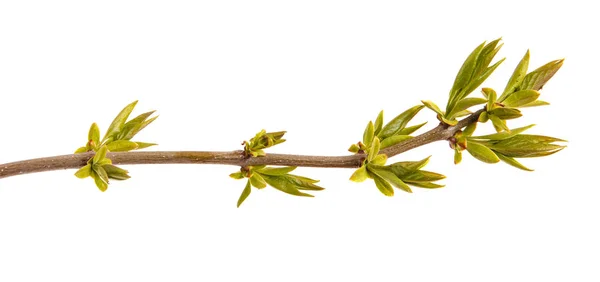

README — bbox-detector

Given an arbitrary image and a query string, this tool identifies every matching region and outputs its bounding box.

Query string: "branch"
[0,110,484,180]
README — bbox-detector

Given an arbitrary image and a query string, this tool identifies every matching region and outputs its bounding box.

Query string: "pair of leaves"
[74,145,131,191]
[230,166,324,207]
[243,130,286,157]
[350,156,445,196]
[349,106,425,156]
[444,38,505,123]
[75,100,158,153]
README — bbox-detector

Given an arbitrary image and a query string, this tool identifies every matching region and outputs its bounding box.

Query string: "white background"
[1,1,598,281]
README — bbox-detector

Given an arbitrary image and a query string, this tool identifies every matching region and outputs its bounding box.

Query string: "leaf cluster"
[243,130,286,157]
[74,145,131,191]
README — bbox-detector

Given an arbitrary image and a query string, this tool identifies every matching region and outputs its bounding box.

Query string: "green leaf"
[119,111,157,140]
[370,154,387,166]
[102,164,131,180]
[249,173,267,189]
[483,88,497,110]
[379,135,412,149]
[478,111,489,123]
[449,41,486,109]
[500,50,530,101]
[256,166,297,176]
[501,90,540,108]
[74,164,92,179]
[389,156,431,177]
[280,175,324,191]
[261,174,314,197]
[520,59,564,91]
[397,122,427,136]
[106,140,139,152]
[93,164,110,185]
[401,170,446,183]
[378,105,424,139]
[88,123,100,148]
[421,100,444,116]
[74,146,88,154]
[469,124,535,140]
[447,98,487,119]
[489,108,522,120]
[103,100,138,141]
[488,134,566,158]
[404,181,445,189]
[134,142,157,149]
[348,143,360,153]
[372,173,394,196]
[237,180,252,208]
[368,137,381,161]
[374,110,384,136]
[350,166,369,182]
[466,142,500,163]
[463,122,477,137]
[93,145,108,164]
[489,114,509,132]
[464,58,505,96]
[368,165,411,193]
[496,152,534,171]
[520,100,550,108]
[91,171,108,192]
[363,121,374,146]
[229,171,245,179]
[454,148,462,164]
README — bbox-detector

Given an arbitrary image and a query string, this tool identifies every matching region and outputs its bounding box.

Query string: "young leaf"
[74,146,88,154]
[280,175,324,191]
[93,145,108,164]
[261,174,314,197]
[102,164,130,180]
[106,140,139,152]
[363,121,374,146]
[378,105,424,139]
[466,142,500,163]
[249,173,267,189]
[401,170,446,183]
[421,100,444,116]
[237,180,252,208]
[496,152,534,171]
[454,148,462,164]
[447,98,487,118]
[397,122,427,136]
[489,108,522,120]
[256,166,297,176]
[103,100,138,141]
[119,113,158,140]
[520,100,550,108]
[370,154,387,166]
[489,114,510,132]
[500,50,530,100]
[348,144,360,153]
[469,124,535,140]
[483,88,497,110]
[463,122,477,137]
[520,59,564,91]
[93,164,110,184]
[501,90,540,108]
[134,142,157,149]
[478,111,489,122]
[350,166,369,182]
[374,110,384,136]
[74,164,92,179]
[489,135,566,158]
[448,41,486,109]
[368,137,381,161]
[92,171,108,192]
[229,171,245,179]
[368,165,411,193]
[463,58,505,96]
[389,156,431,177]
[379,135,412,150]
[88,123,100,148]
[404,181,445,189]
[372,173,394,197]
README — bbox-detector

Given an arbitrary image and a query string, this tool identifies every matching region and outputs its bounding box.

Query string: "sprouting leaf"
[368,137,381,161]
[368,165,411,193]
[372,173,394,196]
[103,100,138,141]
[350,166,369,182]
[370,154,387,166]
[449,41,486,108]
[374,110,384,136]
[478,111,489,122]
[488,135,566,158]
[74,164,92,179]
[249,173,267,189]
[237,180,252,208]
[469,124,535,140]
[501,90,540,108]
[397,122,427,136]
[463,58,505,96]
[520,100,550,108]
[261,174,314,197]
[93,164,110,185]
[229,171,245,179]
[489,114,509,132]
[488,108,522,120]
[106,140,139,152]
[496,152,534,171]
[389,156,431,177]
[74,146,88,154]
[280,174,324,191]
[119,113,158,141]
[102,164,131,180]
[88,123,100,148]
[404,181,445,189]
[500,50,530,101]
[466,142,500,163]
[348,144,360,153]
[520,59,564,91]
[93,145,108,164]
[454,148,462,164]
[380,135,412,149]
[483,88,497,110]
[447,98,487,119]
[92,171,108,192]
[463,122,477,137]
[421,100,444,116]
[363,121,374,146]
[378,105,424,139]
[256,166,297,176]
[134,142,157,149]
[401,170,446,183]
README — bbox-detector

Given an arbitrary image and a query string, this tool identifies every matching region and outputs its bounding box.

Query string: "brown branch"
[0,109,483,180]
